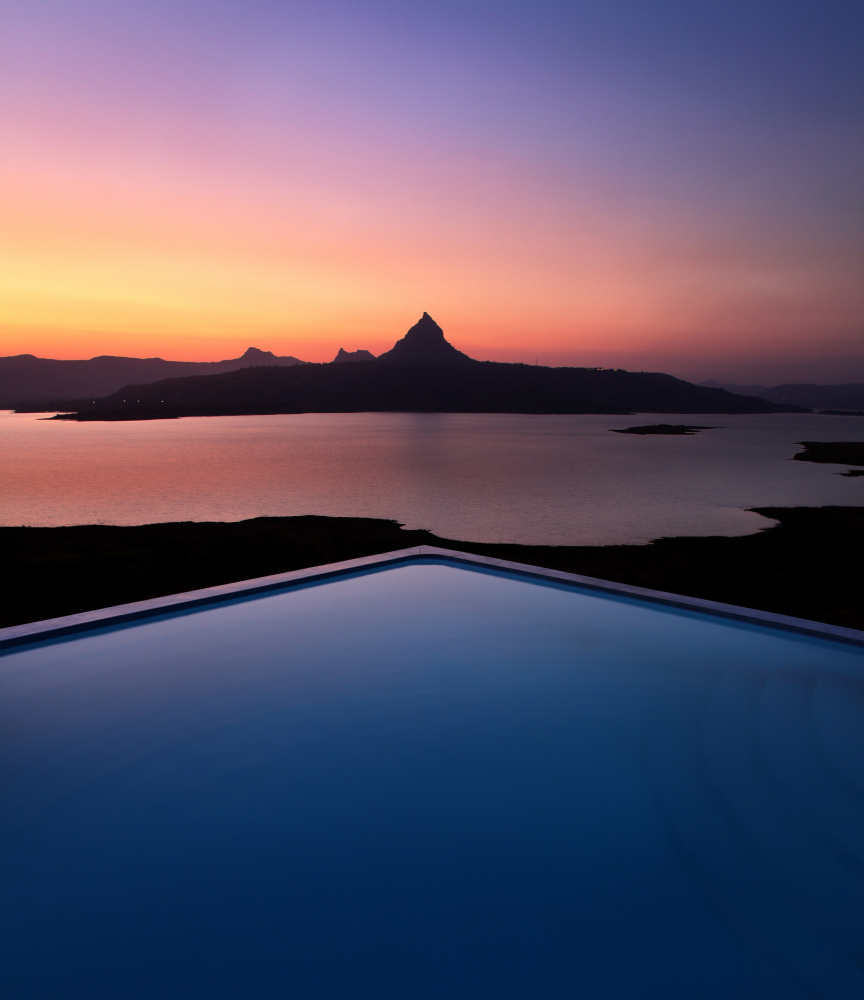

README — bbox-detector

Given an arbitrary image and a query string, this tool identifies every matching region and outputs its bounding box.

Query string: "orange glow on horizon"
[1,126,861,383]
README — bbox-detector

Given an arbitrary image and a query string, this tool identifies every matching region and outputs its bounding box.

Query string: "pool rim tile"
[2,546,862,653]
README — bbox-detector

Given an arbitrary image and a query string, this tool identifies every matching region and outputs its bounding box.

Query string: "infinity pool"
[2,557,863,998]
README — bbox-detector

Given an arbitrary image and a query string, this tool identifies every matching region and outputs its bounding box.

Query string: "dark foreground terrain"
[1,507,861,631]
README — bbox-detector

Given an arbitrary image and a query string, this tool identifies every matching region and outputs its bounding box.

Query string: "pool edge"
[2,545,862,651]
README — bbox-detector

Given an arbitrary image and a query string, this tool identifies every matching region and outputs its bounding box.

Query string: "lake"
[1,410,861,545]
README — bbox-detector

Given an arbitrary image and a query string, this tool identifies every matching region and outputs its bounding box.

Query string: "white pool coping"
[1,545,863,651]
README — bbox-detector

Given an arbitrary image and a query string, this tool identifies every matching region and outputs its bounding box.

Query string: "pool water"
[2,559,863,998]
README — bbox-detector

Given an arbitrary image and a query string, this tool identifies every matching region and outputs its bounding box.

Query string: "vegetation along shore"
[2,506,861,632]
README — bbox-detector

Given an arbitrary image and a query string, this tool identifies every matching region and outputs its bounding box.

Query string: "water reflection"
[0,410,861,544]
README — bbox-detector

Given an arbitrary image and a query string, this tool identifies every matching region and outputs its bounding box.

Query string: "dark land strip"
[37,361,800,420]
[793,441,864,466]
[1,506,862,632]
[612,424,716,435]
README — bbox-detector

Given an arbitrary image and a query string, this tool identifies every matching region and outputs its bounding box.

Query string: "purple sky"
[1,0,861,381]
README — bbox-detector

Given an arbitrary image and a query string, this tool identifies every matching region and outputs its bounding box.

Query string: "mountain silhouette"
[0,347,306,408]
[49,363,803,419]
[40,313,804,420]
[332,348,376,363]
[20,315,808,420]
[375,313,474,365]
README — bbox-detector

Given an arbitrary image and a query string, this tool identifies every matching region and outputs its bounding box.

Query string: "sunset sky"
[1,0,861,382]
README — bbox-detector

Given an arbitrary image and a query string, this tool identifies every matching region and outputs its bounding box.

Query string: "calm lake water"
[1,410,861,545]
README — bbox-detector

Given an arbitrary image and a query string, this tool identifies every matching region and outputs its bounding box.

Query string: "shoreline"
[2,506,862,632]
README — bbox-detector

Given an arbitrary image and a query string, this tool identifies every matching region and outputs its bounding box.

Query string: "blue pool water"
[2,559,864,998]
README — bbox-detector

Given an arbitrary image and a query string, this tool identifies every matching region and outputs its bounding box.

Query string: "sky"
[1,0,861,383]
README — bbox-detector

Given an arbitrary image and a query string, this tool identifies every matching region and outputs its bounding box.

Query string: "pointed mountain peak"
[406,313,445,340]
[332,348,376,363]
[376,314,474,365]
[241,347,275,359]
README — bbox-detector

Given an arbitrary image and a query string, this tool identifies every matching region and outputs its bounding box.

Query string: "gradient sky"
[1,0,861,382]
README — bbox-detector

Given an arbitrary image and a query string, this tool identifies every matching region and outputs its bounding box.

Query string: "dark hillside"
[22,314,805,418]
[704,381,864,411]
[1,347,305,408]
[47,361,802,419]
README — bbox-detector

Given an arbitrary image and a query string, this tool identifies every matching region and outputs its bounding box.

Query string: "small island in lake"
[612,424,716,435]
[793,442,864,466]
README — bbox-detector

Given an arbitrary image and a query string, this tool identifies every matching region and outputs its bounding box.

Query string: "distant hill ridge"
[34,313,805,420]
[0,346,305,408]
[702,380,864,411]
[332,348,376,363]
